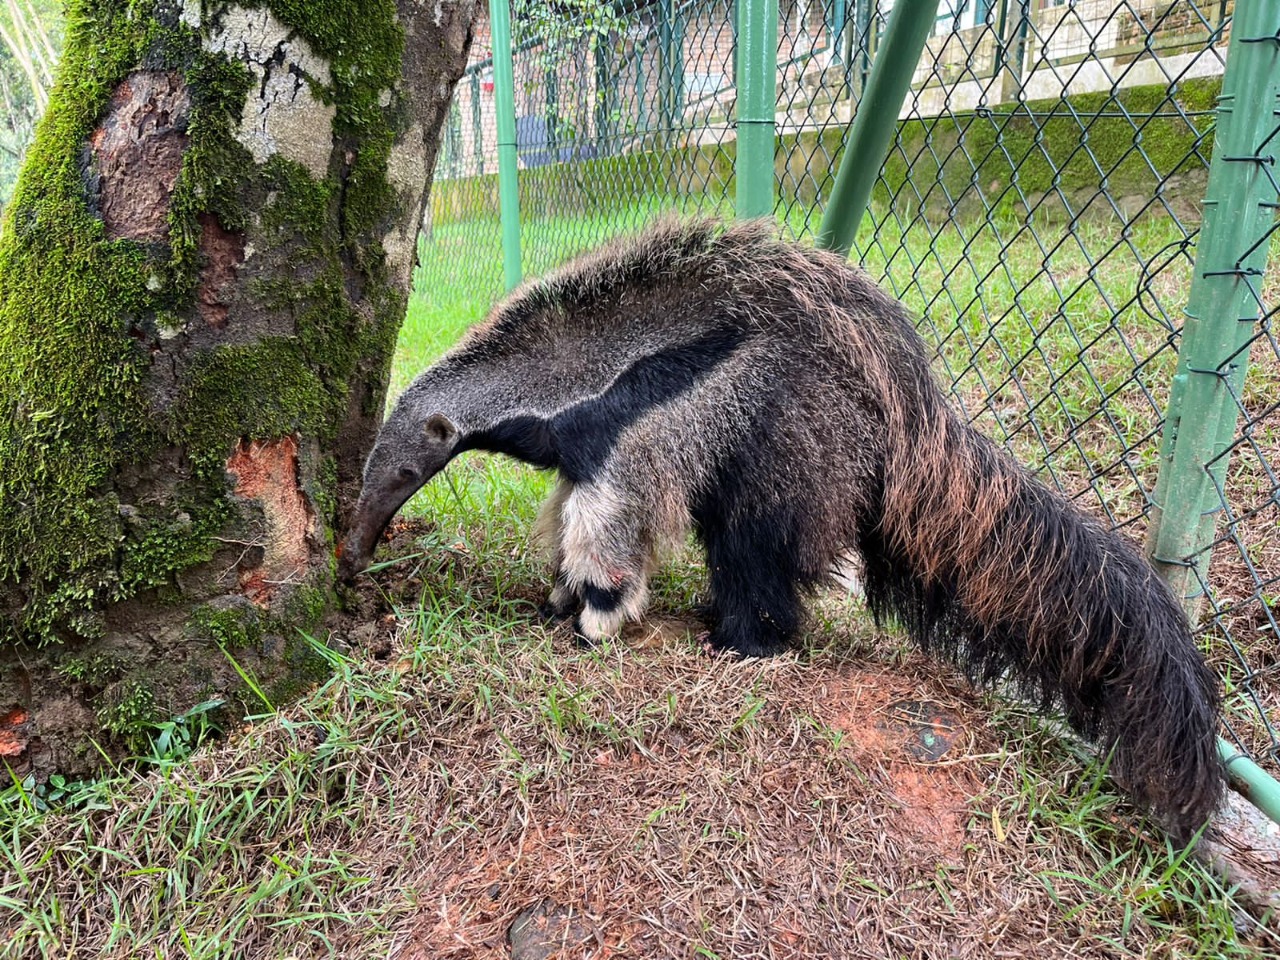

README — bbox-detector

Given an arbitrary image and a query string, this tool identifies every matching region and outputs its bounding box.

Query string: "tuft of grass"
[1,491,1270,957]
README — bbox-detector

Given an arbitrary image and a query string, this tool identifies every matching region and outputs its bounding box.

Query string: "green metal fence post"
[546,65,560,153]
[636,45,648,132]
[736,0,779,218]
[673,4,686,119]
[849,0,869,97]
[488,0,521,291]
[830,0,847,65]
[1147,0,1280,612]
[442,102,460,176]
[657,0,686,136]
[470,70,484,177]
[659,0,674,132]
[1219,739,1280,826]
[595,38,612,156]
[815,0,942,256]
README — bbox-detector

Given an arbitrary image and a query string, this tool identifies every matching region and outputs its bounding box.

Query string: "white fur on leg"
[575,603,627,642]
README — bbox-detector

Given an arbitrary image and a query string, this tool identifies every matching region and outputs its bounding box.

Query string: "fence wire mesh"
[419,0,1280,773]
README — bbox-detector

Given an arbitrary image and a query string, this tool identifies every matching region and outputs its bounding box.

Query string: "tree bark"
[0,0,477,775]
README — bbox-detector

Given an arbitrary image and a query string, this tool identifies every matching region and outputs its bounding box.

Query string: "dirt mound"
[817,672,980,856]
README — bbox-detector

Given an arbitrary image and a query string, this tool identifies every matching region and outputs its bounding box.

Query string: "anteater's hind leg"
[533,480,581,622]
[556,481,655,645]
[701,518,804,659]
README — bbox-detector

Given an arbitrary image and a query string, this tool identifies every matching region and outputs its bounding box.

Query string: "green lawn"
[1,200,1276,958]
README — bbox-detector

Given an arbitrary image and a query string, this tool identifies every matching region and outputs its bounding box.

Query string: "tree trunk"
[0,0,477,776]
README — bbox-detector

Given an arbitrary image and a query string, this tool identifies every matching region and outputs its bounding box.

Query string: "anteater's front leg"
[533,480,581,622]
[539,568,580,623]
[556,481,653,645]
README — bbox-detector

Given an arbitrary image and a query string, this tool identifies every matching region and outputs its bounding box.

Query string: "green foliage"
[514,0,628,141]
[144,697,223,764]
[515,0,627,66]
[190,601,263,650]
[282,583,331,626]
[266,629,334,705]
[96,678,159,752]
[432,78,1222,231]
[117,509,221,597]
[56,651,127,686]
[78,676,221,762]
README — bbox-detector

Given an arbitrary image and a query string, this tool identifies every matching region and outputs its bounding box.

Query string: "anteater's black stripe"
[462,326,746,481]
[582,581,626,612]
[462,415,557,467]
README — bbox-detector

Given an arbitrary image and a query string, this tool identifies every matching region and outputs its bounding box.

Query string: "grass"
[1,194,1278,956]
[0,538,1271,957]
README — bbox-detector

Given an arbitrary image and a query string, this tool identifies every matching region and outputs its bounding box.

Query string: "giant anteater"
[338,217,1223,839]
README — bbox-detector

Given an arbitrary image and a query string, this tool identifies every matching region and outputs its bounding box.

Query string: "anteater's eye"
[397,466,418,482]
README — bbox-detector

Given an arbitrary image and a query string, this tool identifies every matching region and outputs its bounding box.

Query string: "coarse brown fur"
[340,217,1225,841]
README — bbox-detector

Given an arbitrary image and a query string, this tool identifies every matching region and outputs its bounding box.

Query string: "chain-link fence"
[419,0,1280,774]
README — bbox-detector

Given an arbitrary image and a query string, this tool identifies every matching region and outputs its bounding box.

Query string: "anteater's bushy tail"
[860,360,1224,840]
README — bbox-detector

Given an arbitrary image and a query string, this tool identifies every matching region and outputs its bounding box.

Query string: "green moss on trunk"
[0,4,156,637]
[0,0,483,775]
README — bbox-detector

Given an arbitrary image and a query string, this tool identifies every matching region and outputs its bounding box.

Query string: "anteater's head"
[337,390,460,583]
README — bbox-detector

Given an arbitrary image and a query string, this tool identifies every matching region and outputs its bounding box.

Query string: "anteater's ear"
[424,412,458,444]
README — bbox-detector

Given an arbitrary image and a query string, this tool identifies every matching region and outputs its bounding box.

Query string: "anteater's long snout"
[336,502,386,584]
[336,467,436,583]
